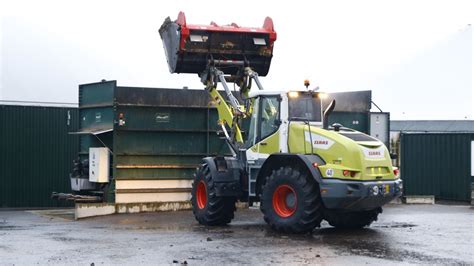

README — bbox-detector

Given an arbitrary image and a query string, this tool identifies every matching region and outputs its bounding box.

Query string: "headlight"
[288,91,299,98]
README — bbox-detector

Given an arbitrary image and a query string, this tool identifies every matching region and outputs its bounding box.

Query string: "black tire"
[324,208,382,229]
[260,166,323,233]
[191,163,236,226]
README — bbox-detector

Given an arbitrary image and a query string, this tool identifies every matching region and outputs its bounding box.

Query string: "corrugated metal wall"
[401,133,473,202]
[0,105,79,208]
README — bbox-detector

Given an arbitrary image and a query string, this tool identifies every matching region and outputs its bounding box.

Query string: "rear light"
[393,168,400,176]
[343,170,357,177]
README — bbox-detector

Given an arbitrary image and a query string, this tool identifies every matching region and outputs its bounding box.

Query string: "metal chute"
[159,12,277,76]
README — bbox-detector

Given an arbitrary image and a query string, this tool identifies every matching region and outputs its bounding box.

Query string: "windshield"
[288,93,322,122]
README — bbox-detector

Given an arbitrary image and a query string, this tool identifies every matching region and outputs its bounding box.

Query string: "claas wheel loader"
[159,12,402,233]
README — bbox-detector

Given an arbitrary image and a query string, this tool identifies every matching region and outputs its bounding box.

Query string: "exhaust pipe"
[323,99,336,129]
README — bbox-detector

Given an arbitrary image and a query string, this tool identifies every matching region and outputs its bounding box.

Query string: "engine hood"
[288,123,396,181]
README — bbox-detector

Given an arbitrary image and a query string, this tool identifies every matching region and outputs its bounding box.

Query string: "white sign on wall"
[89,147,110,183]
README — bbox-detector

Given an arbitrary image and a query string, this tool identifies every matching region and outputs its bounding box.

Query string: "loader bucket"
[159,12,277,76]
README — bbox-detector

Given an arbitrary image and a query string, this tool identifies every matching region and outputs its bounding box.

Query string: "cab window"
[245,96,281,148]
[245,98,259,148]
[259,96,280,141]
[288,93,322,122]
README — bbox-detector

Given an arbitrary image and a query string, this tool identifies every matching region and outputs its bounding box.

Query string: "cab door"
[246,95,281,155]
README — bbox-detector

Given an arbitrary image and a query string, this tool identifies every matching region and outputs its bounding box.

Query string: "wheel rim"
[196,180,207,209]
[272,184,297,218]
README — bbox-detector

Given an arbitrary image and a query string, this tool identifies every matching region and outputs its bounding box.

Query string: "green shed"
[0,105,79,208]
[400,132,473,202]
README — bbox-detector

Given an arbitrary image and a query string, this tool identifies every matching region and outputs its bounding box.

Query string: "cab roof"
[248,88,318,98]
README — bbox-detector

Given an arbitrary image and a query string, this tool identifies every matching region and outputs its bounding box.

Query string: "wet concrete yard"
[0,204,472,265]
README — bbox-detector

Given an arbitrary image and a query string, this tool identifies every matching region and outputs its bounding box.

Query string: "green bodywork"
[209,87,244,143]
[246,122,397,182]
[208,88,396,183]
[288,123,397,181]
[250,129,280,154]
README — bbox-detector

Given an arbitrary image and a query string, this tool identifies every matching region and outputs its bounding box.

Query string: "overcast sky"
[1,0,472,119]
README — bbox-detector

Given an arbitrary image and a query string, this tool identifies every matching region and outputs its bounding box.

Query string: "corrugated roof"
[390,120,474,132]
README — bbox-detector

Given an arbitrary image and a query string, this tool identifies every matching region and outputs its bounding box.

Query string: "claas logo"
[369,151,381,156]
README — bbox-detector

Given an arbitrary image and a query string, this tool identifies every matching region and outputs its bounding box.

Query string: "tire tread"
[191,163,236,226]
[260,166,323,233]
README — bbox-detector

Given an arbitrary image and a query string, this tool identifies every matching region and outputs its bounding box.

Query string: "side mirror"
[390,153,398,160]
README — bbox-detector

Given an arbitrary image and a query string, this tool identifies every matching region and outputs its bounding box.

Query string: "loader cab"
[245,90,325,159]
[245,93,282,151]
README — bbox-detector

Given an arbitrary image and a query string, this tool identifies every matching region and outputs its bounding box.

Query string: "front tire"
[191,163,236,226]
[260,166,323,233]
[324,208,381,229]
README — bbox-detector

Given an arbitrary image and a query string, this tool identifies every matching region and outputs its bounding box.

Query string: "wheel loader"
[159,12,402,233]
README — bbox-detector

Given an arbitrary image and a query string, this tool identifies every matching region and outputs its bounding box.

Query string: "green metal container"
[324,90,372,135]
[400,133,473,202]
[78,81,231,203]
[0,105,79,208]
[329,111,369,134]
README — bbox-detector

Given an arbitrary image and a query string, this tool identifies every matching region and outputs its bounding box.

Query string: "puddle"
[372,222,417,229]
[29,209,75,221]
[343,241,467,264]
[0,225,26,231]
[52,236,92,243]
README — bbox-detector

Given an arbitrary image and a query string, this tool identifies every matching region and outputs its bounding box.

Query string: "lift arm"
[201,65,264,146]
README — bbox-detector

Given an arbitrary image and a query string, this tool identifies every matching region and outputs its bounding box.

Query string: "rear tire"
[324,208,381,229]
[191,163,236,226]
[260,166,323,233]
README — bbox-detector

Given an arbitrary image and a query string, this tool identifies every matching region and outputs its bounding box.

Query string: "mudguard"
[255,154,326,196]
[201,157,243,197]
